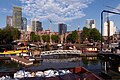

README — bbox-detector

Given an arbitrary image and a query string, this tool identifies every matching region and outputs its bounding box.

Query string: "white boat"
[14,70,32,79]
[35,71,44,77]
[35,69,71,77]
[0,76,12,80]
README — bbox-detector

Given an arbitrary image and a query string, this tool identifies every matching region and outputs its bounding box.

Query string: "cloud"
[0,8,12,14]
[108,4,120,17]
[114,4,120,12]
[19,0,94,22]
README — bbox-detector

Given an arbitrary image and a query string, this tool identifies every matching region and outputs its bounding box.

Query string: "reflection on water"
[0,57,101,75]
[27,57,101,76]
[0,60,22,72]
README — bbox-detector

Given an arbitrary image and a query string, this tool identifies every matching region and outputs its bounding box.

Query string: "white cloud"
[113,4,120,17]
[108,4,120,17]
[114,4,120,12]
[19,0,94,22]
[0,8,12,14]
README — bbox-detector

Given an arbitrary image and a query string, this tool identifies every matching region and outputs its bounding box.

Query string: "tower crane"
[48,18,52,44]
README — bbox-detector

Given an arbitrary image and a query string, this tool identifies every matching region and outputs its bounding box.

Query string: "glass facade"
[59,23,67,35]
[12,6,22,30]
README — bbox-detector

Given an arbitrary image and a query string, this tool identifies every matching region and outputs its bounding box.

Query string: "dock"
[80,52,98,57]
[10,56,33,66]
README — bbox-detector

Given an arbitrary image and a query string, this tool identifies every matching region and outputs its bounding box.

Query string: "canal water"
[0,57,102,76]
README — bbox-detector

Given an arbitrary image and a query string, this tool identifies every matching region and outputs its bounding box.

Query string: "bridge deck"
[41,50,81,55]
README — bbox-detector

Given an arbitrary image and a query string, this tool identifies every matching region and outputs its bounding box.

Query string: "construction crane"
[48,18,52,44]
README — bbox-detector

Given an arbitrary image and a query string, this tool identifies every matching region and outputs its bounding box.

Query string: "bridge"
[41,50,81,55]
[40,50,82,59]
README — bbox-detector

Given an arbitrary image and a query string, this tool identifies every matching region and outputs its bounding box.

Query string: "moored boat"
[19,66,102,80]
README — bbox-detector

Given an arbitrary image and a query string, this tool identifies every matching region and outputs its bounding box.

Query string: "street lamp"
[78,26,80,44]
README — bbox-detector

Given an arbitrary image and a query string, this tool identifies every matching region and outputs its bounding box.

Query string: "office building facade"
[6,16,13,26]
[58,23,67,35]
[103,21,116,36]
[31,20,43,32]
[86,19,96,29]
[36,21,43,31]
[22,17,27,31]
[12,6,22,30]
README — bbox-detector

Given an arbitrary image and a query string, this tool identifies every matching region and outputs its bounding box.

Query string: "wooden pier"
[80,53,98,57]
[10,56,33,66]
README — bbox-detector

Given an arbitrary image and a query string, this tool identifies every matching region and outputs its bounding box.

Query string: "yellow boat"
[0,48,28,55]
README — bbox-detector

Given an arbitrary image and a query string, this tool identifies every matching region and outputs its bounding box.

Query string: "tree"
[30,32,36,42]
[81,27,90,42]
[35,35,41,42]
[42,35,50,43]
[30,32,41,42]
[81,27,101,42]
[66,30,78,43]
[0,26,20,44]
[0,29,4,44]
[66,34,72,43]
[89,28,101,42]
[51,35,59,43]
[71,30,78,43]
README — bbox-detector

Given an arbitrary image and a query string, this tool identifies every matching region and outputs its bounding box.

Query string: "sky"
[0,0,120,32]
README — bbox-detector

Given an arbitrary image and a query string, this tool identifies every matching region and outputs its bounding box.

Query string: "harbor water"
[0,56,101,76]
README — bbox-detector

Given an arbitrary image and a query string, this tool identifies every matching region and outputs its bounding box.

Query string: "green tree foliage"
[81,27,101,42]
[30,32,41,42]
[66,34,72,43]
[42,35,50,43]
[89,28,101,42]
[0,26,20,44]
[81,27,90,41]
[30,32,35,42]
[51,35,59,43]
[66,30,78,43]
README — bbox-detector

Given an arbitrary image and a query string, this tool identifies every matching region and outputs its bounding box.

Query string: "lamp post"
[78,26,80,44]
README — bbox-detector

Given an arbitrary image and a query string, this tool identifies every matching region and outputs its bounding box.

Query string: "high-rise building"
[103,21,116,36]
[27,25,32,32]
[12,6,22,30]
[86,19,96,29]
[31,20,43,32]
[22,17,27,31]
[58,23,67,35]
[6,16,13,26]
[36,21,43,31]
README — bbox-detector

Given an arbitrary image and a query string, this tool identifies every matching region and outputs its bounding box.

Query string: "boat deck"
[11,56,33,66]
